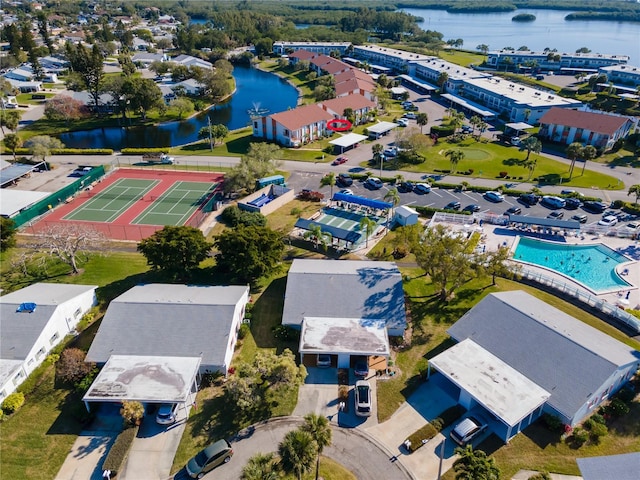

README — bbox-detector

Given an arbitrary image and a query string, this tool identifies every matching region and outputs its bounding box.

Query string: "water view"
[400,8,639,64]
[58,65,299,150]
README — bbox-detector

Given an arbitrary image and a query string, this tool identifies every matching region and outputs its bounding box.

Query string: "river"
[58,65,299,150]
[400,8,639,64]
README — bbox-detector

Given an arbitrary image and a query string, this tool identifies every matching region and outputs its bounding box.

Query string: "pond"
[58,65,299,150]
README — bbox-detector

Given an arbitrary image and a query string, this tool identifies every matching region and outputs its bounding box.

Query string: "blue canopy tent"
[332,193,393,210]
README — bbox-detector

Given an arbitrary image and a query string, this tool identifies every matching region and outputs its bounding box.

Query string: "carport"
[0,162,43,187]
[441,93,497,119]
[507,215,581,230]
[299,317,389,369]
[82,355,200,415]
[428,339,550,442]
[504,122,534,136]
[294,218,361,249]
[329,133,368,154]
[332,192,393,213]
[367,121,399,139]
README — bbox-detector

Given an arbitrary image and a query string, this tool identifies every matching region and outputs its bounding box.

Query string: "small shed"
[390,87,408,99]
[394,205,419,226]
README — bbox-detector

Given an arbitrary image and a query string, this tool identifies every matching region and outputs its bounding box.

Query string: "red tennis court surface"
[27,169,224,241]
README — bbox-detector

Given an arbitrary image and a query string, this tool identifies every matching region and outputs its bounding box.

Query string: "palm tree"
[304,224,332,251]
[359,216,377,248]
[524,157,537,180]
[320,172,336,198]
[627,184,640,205]
[453,445,500,480]
[384,188,400,231]
[278,429,317,480]
[520,136,542,161]
[416,112,428,134]
[445,149,465,174]
[566,142,583,179]
[301,414,332,480]
[580,145,597,175]
[242,453,278,480]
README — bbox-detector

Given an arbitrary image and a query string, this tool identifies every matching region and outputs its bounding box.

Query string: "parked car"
[397,181,414,192]
[505,206,522,216]
[519,193,539,206]
[444,200,461,210]
[583,201,607,213]
[463,204,481,213]
[383,147,398,157]
[564,197,583,210]
[484,191,504,203]
[317,354,332,368]
[354,359,369,377]
[156,403,178,425]
[414,183,431,194]
[397,118,409,127]
[450,416,488,446]
[339,188,354,195]
[625,222,640,231]
[355,380,372,417]
[332,156,348,165]
[571,214,588,223]
[365,177,383,189]
[547,211,564,219]
[403,112,417,120]
[337,173,353,187]
[186,439,233,478]
[510,136,521,146]
[598,215,618,227]
[541,195,566,209]
[461,125,473,133]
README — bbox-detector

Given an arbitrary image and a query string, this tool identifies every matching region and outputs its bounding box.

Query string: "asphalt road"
[171,417,412,480]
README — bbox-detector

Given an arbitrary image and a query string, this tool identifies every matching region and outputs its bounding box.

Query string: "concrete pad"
[55,433,115,480]
[513,470,583,480]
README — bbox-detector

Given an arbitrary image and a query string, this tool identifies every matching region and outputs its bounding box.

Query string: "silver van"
[541,195,566,209]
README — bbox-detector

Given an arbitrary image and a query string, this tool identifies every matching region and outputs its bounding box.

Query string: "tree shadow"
[502,157,527,167]
[608,155,640,168]
[250,276,294,352]
[521,420,563,449]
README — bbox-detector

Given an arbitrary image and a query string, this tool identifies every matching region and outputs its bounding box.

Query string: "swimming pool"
[513,237,631,293]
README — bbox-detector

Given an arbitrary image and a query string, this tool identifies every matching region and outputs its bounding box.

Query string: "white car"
[450,415,488,446]
[414,183,431,194]
[156,403,178,425]
[365,177,383,189]
[403,112,417,120]
[383,147,398,157]
[355,380,372,417]
[485,191,504,202]
[598,215,618,227]
[339,188,354,195]
[397,118,409,127]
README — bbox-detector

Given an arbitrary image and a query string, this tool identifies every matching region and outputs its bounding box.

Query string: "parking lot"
[286,171,637,228]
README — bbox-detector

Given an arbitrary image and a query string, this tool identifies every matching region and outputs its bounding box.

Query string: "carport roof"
[329,133,367,148]
[0,163,38,187]
[508,214,581,229]
[299,317,389,356]
[83,355,200,404]
[429,339,550,426]
[367,121,398,134]
[0,189,50,217]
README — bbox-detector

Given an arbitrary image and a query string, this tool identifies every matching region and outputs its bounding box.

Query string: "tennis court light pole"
[207,116,213,151]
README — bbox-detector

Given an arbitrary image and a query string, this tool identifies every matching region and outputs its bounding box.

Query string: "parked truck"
[143,153,174,164]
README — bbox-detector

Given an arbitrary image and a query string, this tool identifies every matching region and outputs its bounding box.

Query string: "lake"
[58,65,299,150]
[400,8,639,64]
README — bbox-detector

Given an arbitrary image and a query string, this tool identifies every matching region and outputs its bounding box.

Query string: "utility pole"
[207,115,213,151]
[436,439,445,480]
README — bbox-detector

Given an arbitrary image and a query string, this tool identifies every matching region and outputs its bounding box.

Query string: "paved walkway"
[513,470,583,480]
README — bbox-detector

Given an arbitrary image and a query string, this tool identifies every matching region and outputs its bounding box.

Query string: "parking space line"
[430,190,442,198]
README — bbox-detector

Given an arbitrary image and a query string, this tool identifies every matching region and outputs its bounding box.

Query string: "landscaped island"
[512,13,536,22]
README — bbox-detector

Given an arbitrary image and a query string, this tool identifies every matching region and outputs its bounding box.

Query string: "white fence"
[518,266,640,334]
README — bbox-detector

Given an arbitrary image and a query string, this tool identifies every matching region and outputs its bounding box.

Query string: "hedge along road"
[171,417,413,480]
[47,154,638,204]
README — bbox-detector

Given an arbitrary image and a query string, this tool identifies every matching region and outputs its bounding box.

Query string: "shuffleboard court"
[63,178,158,223]
[132,181,217,226]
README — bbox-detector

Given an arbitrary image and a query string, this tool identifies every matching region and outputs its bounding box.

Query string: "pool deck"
[445,222,640,314]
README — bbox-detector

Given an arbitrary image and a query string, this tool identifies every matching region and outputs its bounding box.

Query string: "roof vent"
[17,302,37,313]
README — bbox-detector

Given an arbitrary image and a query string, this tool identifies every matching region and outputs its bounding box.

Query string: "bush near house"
[102,425,139,475]
[406,404,466,452]
[1,392,25,415]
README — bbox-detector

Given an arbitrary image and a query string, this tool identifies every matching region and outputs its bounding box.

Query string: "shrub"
[589,421,608,441]
[75,366,98,393]
[582,418,594,430]
[406,423,438,452]
[2,392,25,414]
[542,413,564,433]
[297,190,324,202]
[220,205,266,227]
[56,348,94,385]
[499,171,508,178]
[15,148,113,155]
[430,125,455,137]
[120,401,144,426]
[571,427,589,446]
[528,473,551,480]
[590,413,606,425]
[238,323,250,339]
[616,387,635,403]
[102,425,139,475]
[606,398,630,417]
[405,404,465,453]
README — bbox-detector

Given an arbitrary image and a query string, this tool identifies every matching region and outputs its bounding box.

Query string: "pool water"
[513,237,631,293]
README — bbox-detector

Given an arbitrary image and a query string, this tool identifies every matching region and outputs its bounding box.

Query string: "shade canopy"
[333,192,393,210]
[508,214,581,230]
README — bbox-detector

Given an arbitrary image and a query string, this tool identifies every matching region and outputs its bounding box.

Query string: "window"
[254,121,258,128]
[36,347,46,360]
[28,358,34,366]
[74,308,82,319]
[13,372,24,386]
[50,332,59,345]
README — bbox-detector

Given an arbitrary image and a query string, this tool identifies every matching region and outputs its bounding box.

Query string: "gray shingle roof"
[1,283,97,361]
[447,291,640,420]
[282,260,406,332]
[86,284,249,368]
[577,453,640,480]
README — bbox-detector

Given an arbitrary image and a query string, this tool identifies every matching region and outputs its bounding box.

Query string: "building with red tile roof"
[320,94,376,125]
[538,107,635,150]
[252,104,334,147]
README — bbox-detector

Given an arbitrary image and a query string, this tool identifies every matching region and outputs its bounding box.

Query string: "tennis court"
[64,178,159,222]
[133,181,218,226]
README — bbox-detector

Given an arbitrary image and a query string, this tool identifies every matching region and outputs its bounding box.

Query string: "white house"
[393,205,419,226]
[0,283,98,400]
[171,54,213,70]
[173,78,205,95]
[429,291,640,442]
[86,284,250,375]
[252,104,334,147]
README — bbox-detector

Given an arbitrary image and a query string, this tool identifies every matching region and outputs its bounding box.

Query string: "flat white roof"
[0,189,49,217]
[441,93,497,117]
[329,133,368,148]
[299,317,389,356]
[430,339,550,426]
[83,355,201,404]
[367,121,398,134]
[464,77,582,108]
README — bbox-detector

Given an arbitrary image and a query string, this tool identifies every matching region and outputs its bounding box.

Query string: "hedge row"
[102,425,139,475]
[406,404,466,452]
[14,148,113,155]
[121,148,170,154]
